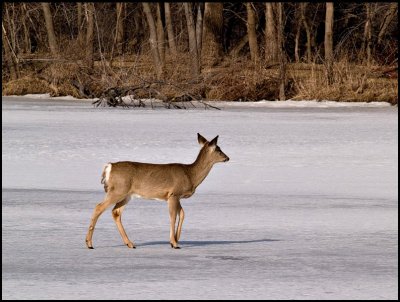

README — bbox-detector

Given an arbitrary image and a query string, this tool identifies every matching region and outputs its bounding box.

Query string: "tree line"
[2,2,398,102]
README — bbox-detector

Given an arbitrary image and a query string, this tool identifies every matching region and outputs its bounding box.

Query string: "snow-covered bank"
[2,96,398,299]
[4,93,393,108]
[215,99,393,108]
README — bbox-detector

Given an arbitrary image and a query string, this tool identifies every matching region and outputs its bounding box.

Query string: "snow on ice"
[2,96,398,299]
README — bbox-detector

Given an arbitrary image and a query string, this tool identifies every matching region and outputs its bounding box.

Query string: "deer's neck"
[189,149,215,188]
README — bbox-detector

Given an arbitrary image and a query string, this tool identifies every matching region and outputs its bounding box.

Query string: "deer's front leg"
[176,206,185,242]
[168,196,181,249]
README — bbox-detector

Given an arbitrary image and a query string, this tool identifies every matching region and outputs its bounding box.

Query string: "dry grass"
[290,61,398,104]
[2,76,50,95]
[2,53,397,105]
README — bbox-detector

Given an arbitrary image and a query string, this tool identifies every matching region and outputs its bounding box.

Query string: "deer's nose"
[224,156,230,162]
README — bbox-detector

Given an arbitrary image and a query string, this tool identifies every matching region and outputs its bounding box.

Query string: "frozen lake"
[2,96,398,299]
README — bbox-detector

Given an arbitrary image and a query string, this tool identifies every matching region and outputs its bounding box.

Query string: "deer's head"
[197,133,229,163]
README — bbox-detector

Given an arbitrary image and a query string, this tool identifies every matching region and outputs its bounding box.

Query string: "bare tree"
[202,2,224,67]
[41,3,58,57]
[361,3,373,65]
[276,3,286,100]
[2,21,19,79]
[85,3,95,69]
[246,3,259,64]
[294,4,301,63]
[164,2,177,57]
[4,4,17,53]
[265,3,278,64]
[229,35,249,58]
[324,2,334,85]
[142,3,164,79]
[195,3,204,59]
[1,2,398,104]
[300,3,313,63]
[377,3,397,45]
[77,3,84,44]
[21,3,31,54]
[115,2,125,55]
[184,3,200,77]
[156,3,165,65]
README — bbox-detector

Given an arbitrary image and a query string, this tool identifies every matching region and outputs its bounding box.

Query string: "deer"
[85,133,229,249]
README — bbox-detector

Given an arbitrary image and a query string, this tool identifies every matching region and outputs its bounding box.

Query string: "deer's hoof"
[127,242,136,249]
[86,240,94,249]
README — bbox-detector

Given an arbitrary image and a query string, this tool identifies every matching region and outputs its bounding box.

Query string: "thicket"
[2,2,398,105]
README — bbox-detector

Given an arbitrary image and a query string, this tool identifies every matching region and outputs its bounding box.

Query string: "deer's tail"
[101,163,112,192]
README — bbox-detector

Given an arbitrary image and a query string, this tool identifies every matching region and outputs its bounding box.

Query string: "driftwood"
[92,80,220,110]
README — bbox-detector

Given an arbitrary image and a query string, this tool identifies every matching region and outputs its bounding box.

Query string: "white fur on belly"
[131,193,164,201]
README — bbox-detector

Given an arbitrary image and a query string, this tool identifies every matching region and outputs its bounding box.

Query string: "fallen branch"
[92,78,221,110]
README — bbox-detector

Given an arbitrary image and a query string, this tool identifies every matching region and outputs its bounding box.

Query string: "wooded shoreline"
[2,3,398,105]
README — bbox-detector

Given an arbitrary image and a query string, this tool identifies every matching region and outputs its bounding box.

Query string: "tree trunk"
[195,3,204,59]
[246,3,259,64]
[184,3,200,77]
[377,3,397,45]
[115,2,124,55]
[362,3,372,66]
[294,24,300,63]
[265,3,278,64]
[41,3,58,57]
[229,34,249,57]
[21,3,31,54]
[85,3,95,69]
[156,3,165,65]
[4,4,16,53]
[142,3,163,79]
[293,4,301,63]
[202,2,224,67]
[300,3,312,63]
[164,2,177,57]
[2,21,19,80]
[77,3,84,44]
[276,3,286,100]
[324,3,334,85]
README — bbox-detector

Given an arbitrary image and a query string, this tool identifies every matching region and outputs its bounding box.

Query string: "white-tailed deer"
[85,133,229,249]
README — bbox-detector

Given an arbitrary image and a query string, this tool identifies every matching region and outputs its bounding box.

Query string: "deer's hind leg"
[85,191,126,249]
[112,197,135,248]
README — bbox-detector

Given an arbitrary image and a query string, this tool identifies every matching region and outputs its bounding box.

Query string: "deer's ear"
[209,135,219,146]
[197,133,208,146]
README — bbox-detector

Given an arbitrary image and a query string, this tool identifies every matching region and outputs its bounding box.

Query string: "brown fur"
[85,133,229,249]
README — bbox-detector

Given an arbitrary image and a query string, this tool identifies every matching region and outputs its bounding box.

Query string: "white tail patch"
[104,163,112,183]
[100,163,112,192]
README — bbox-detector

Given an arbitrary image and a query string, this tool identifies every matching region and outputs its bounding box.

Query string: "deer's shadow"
[138,238,279,248]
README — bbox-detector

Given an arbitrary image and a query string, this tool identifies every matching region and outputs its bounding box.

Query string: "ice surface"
[2,96,398,299]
